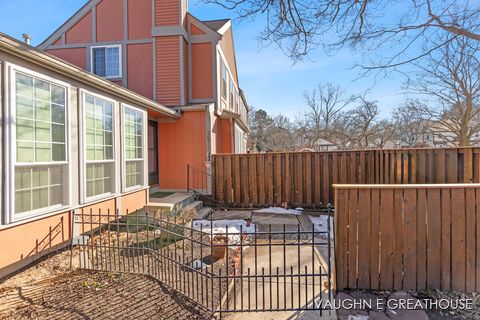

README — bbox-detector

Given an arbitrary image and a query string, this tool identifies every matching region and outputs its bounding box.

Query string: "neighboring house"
[38,0,249,190]
[295,138,338,152]
[0,33,179,277]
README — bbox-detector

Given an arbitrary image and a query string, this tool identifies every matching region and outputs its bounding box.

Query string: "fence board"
[334,184,480,293]
[212,147,480,208]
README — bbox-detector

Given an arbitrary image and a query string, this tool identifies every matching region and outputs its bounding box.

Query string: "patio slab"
[211,210,253,220]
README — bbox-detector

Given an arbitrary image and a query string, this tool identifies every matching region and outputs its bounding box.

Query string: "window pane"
[15,73,66,164]
[51,85,65,106]
[51,104,65,124]
[52,144,65,161]
[17,141,34,162]
[93,48,106,77]
[35,142,52,162]
[16,119,34,141]
[106,47,120,77]
[126,160,143,188]
[86,162,114,197]
[16,74,33,97]
[123,107,144,189]
[34,80,50,102]
[16,96,34,119]
[85,94,114,162]
[14,165,66,215]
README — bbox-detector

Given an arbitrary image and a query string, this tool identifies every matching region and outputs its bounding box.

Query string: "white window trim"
[4,63,72,224]
[121,104,148,193]
[90,45,123,79]
[80,90,119,204]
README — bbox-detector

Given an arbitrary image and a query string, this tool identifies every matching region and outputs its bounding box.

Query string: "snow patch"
[309,215,334,240]
[254,207,302,215]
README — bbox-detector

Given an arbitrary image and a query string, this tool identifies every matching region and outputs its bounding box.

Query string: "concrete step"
[146,192,197,215]
[177,200,203,219]
[196,207,213,220]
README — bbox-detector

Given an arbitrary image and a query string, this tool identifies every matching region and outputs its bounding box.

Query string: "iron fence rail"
[71,208,333,315]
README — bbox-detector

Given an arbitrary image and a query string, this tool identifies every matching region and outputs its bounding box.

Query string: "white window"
[83,93,116,201]
[10,70,69,221]
[122,106,146,191]
[234,124,246,154]
[229,78,234,110]
[91,45,122,79]
[221,60,227,100]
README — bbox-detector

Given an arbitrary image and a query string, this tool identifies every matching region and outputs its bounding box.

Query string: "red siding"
[96,0,124,42]
[155,0,179,26]
[191,42,213,99]
[155,36,181,106]
[46,48,87,69]
[66,11,92,44]
[127,43,153,99]
[183,39,188,103]
[128,0,151,40]
[190,24,205,35]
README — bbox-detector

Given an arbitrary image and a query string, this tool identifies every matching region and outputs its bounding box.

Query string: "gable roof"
[37,0,99,50]
[0,33,178,118]
[202,19,230,33]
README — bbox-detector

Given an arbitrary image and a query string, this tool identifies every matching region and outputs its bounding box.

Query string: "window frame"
[5,64,72,224]
[80,90,119,204]
[90,45,123,79]
[121,104,148,193]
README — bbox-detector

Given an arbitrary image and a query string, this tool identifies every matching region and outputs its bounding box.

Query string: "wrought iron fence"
[72,208,333,315]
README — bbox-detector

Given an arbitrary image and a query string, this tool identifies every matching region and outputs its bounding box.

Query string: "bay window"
[12,71,69,220]
[83,93,116,200]
[123,106,145,190]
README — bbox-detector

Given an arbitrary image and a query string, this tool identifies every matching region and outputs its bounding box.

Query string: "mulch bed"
[0,270,213,320]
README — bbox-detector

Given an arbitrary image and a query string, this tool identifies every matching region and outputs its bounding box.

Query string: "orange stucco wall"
[217,118,233,154]
[0,212,71,272]
[46,48,87,70]
[122,190,148,213]
[155,36,181,106]
[219,27,238,84]
[127,43,154,99]
[0,189,147,278]
[191,42,213,99]
[96,0,124,42]
[158,111,206,190]
[128,0,151,40]
[66,11,92,44]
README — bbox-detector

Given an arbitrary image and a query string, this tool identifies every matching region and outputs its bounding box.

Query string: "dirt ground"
[0,250,213,320]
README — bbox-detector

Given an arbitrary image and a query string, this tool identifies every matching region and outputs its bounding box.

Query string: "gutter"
[0,33,179,119]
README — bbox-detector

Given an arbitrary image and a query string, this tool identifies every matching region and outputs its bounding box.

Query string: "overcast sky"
[0,0,408,119]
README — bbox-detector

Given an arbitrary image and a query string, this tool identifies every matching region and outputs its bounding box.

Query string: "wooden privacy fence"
[334,184,480,293]
[212,147,480,207]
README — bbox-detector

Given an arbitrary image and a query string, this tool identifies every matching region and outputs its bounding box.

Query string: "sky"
[0,0,406,119]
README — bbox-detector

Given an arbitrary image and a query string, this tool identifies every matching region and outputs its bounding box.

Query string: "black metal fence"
[72,209,333,315]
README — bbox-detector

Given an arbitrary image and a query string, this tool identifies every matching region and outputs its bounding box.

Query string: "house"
[0,32,179,277]
[0,0,248,278]
[37,0,249,191]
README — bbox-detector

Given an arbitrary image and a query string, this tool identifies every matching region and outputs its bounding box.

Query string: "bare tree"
[407,35,480,146]
[393,100,429,147]
[205,0,480,69]
[298,83,355,147]
[346,98,382,148]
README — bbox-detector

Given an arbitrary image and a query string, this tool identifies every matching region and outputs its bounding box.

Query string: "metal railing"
[71,208,333,315]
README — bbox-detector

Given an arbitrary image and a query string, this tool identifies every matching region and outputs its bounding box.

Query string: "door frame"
[148,120,159,186]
